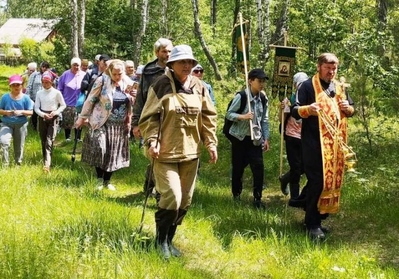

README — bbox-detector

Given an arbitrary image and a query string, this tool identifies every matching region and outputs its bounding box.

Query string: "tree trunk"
[70,0,79,57]
[191,0,222,80]
[161,0,168,34]
[78,0,85,57]
[133,0,149,65]
[255,0,271,67]
[210,0,217,37]
[229,0,241,75]
[269,0,289,47]
[376,0,388,58]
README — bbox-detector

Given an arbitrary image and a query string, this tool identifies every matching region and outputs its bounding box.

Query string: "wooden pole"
[279,31,288,176]
[239,12,254,140]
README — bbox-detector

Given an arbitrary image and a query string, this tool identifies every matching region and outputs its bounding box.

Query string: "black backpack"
[223,91,266,141]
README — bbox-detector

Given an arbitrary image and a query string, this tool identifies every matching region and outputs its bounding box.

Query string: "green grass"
[0,65,398,278]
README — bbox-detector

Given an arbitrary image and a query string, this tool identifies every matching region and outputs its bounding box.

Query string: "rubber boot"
[155,209,178,260]
[166,209,187,257]
[167,225,181,257]
[279,171,290,196]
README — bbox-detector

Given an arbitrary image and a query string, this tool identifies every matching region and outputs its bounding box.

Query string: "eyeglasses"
[193,69,204,74]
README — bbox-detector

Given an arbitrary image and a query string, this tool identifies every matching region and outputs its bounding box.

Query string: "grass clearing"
[0,65,398,278]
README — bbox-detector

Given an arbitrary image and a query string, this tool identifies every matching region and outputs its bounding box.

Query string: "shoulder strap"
[260,93,267,108]
[237,91,247,114]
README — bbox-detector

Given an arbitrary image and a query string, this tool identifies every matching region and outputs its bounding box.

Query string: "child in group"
[34,71,66,173]
[0,75,34,167]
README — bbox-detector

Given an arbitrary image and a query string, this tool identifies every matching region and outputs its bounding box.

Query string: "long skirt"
[81,121,130,172]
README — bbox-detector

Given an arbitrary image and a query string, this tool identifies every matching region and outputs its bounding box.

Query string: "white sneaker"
[106,184,116,191]
[66,138,71,142]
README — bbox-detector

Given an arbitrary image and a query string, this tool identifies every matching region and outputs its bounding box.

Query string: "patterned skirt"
[60,106,77,129]
[81,120,130,172]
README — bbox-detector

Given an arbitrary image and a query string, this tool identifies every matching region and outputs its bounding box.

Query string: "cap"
[293,72,309,86]
[9,74,23,85]
[99,54,110,62]
[71,57,81,66]
[192,64,203,70]
[95,54,101,61]
[136,65,144,75]
[248,68,269,80]
[166,45,197,67]
[191,64,203,73]
[41,71,53,82]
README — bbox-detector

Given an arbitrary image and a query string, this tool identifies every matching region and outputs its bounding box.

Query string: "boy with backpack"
[225,68,270,209]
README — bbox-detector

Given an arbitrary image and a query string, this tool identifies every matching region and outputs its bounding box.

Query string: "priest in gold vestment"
[292,53,355,240]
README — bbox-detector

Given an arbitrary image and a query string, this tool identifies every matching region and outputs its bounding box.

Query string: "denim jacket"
[226,89,269,141]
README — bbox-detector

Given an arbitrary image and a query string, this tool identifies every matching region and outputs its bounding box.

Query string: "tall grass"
[0,66,398,278]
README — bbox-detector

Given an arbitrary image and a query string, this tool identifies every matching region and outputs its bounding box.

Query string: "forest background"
[0,0,399,278]
[2,0,399,140]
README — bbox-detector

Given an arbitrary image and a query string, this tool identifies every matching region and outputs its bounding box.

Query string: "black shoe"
[302,223,330,234]
[308,227,326,240]
[253,198,266,209]
[279,172,290,196]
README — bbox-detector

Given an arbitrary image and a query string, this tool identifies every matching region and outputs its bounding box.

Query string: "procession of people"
[0,48,355,258]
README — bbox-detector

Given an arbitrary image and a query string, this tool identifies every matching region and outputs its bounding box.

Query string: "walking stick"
[71,128,80,163]
[279,85,287,176]
[138,110,162,234]
[238,12,254,140]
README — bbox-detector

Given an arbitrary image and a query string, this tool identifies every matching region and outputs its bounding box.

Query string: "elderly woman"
[75,59,135,191]
[139,45,218,259]
[58,57,86,142]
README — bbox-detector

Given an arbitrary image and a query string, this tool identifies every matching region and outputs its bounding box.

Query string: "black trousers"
[231,136,264,199]
[303,148,324,229]
[285,136,304,185]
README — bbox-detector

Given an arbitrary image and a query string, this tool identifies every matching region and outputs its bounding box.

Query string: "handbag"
[75,91,86,113]
[252,124,262,146]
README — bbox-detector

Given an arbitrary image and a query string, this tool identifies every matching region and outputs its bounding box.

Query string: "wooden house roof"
[0,18,58,46]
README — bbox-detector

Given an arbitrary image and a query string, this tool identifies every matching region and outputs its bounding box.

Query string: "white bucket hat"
[166,45,198,67]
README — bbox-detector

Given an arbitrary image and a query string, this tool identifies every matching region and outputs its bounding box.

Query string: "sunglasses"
[193,69,204,74]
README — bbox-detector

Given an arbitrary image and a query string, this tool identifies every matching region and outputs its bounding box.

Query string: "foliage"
[2,0,399,145]
[18,38,38,61]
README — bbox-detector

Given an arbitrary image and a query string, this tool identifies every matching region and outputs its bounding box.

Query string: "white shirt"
[34,87,66,117]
